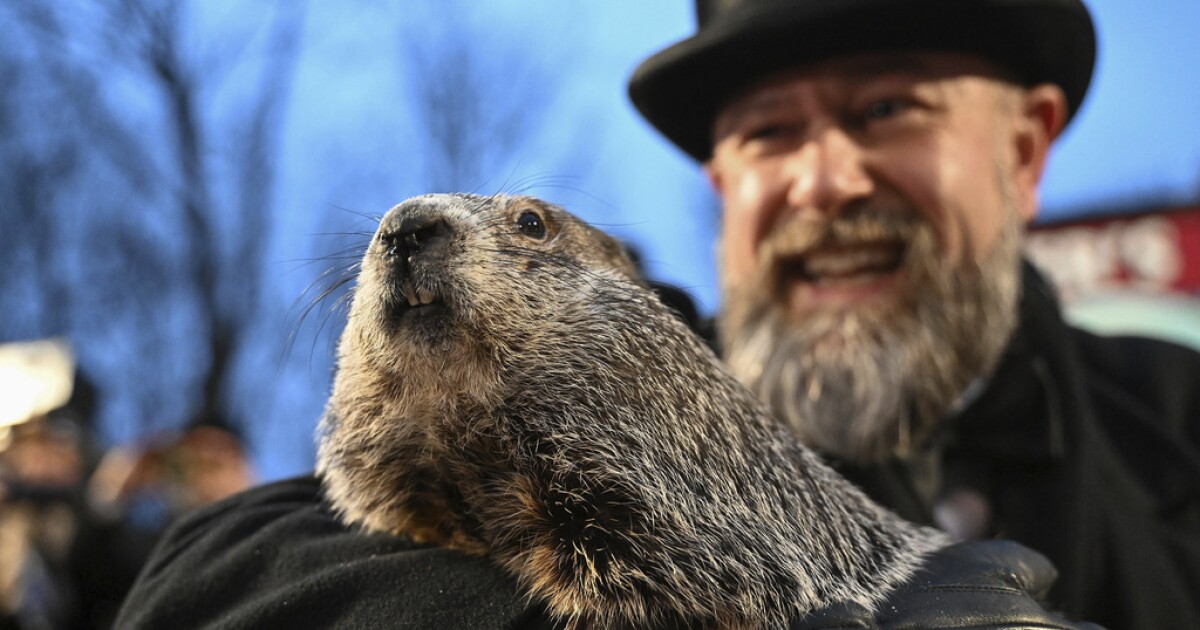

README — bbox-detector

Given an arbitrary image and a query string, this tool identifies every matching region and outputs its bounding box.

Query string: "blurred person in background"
[0,418,88,630]
[77,416,255,629]
[0,338,255,630]
[0,340,96,630]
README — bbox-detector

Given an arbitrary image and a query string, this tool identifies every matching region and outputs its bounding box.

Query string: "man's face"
[707,52,1062,462]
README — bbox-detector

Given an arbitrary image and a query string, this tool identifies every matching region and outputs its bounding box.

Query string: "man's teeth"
[405,285,437,307]
[802,246,901,280]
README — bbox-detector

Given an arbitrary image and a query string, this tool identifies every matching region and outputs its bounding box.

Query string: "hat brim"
[628,0,1096,161]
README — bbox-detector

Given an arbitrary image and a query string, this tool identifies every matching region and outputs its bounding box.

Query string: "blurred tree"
[393,0,580,193]
[0,0,305,442]
[0,37,79,337]
[0,0,593,477]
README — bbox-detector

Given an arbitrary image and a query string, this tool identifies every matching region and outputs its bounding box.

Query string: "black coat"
[115,263,1200,630]
[115,475,558,629]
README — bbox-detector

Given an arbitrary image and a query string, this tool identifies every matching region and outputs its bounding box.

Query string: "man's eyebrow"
[722,91,794,119]
[712,93,791,140]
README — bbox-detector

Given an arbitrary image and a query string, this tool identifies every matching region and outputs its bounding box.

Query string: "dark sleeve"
[115,475,559,630]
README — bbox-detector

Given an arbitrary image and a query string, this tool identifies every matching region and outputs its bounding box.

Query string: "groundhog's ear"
[611,239,651,288]
[648,281,702,333]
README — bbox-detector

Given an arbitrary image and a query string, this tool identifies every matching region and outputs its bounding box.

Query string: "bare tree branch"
[395,1,557,193]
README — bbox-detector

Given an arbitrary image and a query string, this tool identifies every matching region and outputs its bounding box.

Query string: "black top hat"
[628,0,1096,161]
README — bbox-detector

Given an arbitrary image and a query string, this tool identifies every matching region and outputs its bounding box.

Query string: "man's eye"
[863,98,912,121]
[746,124,785,140]
[741,121,803,147]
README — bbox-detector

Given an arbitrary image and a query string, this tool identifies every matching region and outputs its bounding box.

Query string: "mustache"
[758,206,926,262]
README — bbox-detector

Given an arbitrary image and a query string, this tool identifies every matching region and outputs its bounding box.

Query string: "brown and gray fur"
[317,193,947,629]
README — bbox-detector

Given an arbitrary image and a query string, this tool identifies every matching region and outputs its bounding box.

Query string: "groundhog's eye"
[516,211,546,240]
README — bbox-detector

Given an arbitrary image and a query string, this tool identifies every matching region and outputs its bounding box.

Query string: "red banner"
[1026,205,1200,303]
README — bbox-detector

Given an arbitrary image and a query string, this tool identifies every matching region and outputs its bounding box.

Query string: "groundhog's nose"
[379,213,452,267]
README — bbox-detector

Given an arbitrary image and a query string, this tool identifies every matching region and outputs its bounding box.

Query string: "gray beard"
[719,208,1022,464]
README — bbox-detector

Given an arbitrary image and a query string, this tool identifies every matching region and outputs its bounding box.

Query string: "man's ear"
[1012,84,1068,223]
[703,161,724,195]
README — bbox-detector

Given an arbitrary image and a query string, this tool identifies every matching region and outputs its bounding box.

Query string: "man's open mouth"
[780,241,907,286]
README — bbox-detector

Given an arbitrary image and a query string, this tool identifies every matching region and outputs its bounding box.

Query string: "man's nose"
[782,127,873,218]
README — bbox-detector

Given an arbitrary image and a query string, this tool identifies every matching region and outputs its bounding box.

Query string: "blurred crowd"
[0,339,254,630]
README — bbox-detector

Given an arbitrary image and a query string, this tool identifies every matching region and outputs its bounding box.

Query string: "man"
[627,0,1200,628]
[114,2,1187,629]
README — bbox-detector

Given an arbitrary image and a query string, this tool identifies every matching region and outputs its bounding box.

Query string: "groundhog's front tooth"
[418,288,435,305]
[406,284,420,307]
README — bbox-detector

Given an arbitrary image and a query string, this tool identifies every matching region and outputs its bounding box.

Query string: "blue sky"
[1040,0,1200,213]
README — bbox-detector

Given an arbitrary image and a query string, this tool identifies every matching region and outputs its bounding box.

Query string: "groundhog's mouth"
[384,280,447,329]
[403,283,438,308]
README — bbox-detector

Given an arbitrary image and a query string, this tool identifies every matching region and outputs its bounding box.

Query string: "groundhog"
[317,193,947,629]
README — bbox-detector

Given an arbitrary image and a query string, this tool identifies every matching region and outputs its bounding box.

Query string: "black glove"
[791,540,1104,629]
